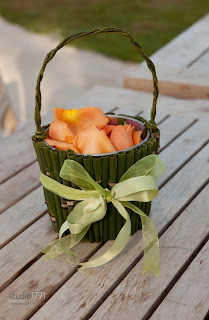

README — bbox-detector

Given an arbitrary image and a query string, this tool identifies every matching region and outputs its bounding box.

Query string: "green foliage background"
[0,0,209,61]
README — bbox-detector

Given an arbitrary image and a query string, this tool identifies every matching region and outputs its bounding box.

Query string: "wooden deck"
[0,87,209,320]
[124,14,209,101]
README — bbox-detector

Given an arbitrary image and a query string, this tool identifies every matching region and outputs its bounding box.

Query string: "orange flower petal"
[133,130,143,145]
[110,125,134,151]
[75,124,116,154]
[53,106,108,132]
[103,125,116,135]
[49,120,74,143]
[46,137,78,152]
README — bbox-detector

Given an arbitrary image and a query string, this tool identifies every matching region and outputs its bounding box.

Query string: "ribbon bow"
[40,154,166,277]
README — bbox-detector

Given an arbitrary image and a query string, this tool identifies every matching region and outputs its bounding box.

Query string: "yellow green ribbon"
[40,154,166,277]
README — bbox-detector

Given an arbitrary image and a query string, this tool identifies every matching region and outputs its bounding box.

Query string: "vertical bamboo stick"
[108,154,117,240]
[102,156,109,242]
[145,140,153,155]
[92,157,103,242]
[83,156,95,243]
[50,149,65,227]
[116,152,126,235]
[134,147,142,162]
[125,150,136,234]
[149,137,157,154]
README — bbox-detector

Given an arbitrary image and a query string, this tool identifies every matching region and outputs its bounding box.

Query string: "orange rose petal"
[103,125,116,135]
[46,137,78,152]
[133,130,143,145]
[53,106,108,132]
[49,120,74,142]
[110,125,134,151]
[75,124,116,155]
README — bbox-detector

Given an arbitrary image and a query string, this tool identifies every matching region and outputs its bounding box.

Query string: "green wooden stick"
[149,137,157,154]
[134,147,142,162]
[139,144,147,158]
[115,152,126,235]
[125,150,136,234]
[108,154,117,240]
[92,157,103,242]
[145,140,153,155]
[102,156,109,242]
[83,156,95,243]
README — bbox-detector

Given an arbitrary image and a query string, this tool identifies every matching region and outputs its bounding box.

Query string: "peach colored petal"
[75,124,116,155]
[110,125,134,151]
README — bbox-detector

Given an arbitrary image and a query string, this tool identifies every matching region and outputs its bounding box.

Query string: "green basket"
[32,27,160,243]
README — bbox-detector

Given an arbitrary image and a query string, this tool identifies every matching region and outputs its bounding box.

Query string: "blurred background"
[0,0,209,135]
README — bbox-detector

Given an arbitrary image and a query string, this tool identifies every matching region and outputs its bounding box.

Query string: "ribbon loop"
[40,155,166,277]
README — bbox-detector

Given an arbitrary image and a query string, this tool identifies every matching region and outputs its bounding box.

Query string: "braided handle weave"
[34,27,158,136]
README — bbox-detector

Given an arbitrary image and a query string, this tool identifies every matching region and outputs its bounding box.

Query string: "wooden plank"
[0,114,51,184]
[157,114,196,150]
[69,86,209,116]
[127,14,209,70]
[190,48,209,70]
[0,214,57,291]
[0,161,40,214]
[124,14,209,99]
[0,186,46,248]
[0,242,101,320]
[29,140,209,320]
[91,185,209,320]
[158,119,209,185]
[150,241,209,320]
[124,65,209,100]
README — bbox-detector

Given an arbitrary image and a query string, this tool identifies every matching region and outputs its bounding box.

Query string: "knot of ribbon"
[40,154,166,277]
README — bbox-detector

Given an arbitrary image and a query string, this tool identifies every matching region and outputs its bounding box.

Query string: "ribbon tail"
[41,222,90,261]
[123,201,160,278]
[79,199,131,269]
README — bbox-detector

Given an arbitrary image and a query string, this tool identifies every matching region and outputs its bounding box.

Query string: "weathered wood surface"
[0,214,57,291]
[30,135,209,320]
[124,14,209,101]
[0,87,209,320]
[91,185,209,320]
[0,186,46,248]
[150,241,209,320]
[0,161,40,214]
[124,65,209,100]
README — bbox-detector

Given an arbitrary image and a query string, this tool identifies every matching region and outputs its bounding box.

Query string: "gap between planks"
[29,145,209,320]
[3,131,209,320]
[144,234,209,320]
[0,113,201,265]
[89,182,209,320]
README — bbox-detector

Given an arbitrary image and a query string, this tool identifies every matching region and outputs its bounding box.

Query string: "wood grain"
[158,119,209,185]
[150,241,209,320]
[91,185,209,320]
[124,14,209,100]
[0,214,57,291]
[0,186,46,248]
[157,114,196,150]
[29,139,209,320]
[0,161,40,214]
[0,241,101,320]
[124,76,209,100]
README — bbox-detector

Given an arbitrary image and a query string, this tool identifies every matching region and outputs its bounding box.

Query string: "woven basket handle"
[34,27,158,136]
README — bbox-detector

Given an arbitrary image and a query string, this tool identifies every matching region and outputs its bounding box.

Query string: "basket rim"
[44,114,151,157]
